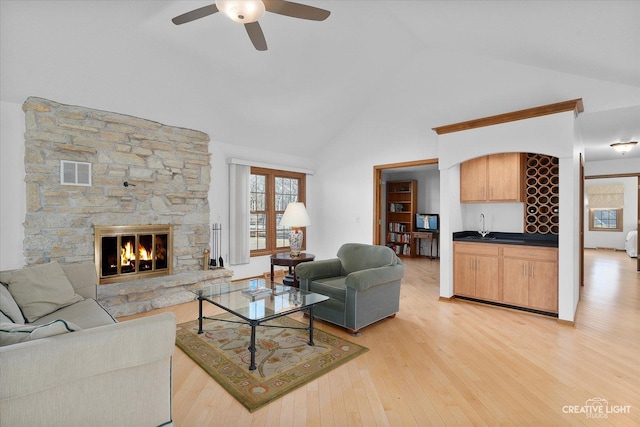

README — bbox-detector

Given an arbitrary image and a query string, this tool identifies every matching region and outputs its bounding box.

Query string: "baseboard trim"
[454,295,559,318]
[558,298,581,327]
[592,247,624,252]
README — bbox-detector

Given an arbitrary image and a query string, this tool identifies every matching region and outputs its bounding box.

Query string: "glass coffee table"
[192,278,329,371]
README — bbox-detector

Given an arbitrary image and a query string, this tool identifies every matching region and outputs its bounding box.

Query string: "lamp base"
[288,228,303,257]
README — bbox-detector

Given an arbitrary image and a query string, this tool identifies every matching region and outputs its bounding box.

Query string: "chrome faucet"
[479,213,489,237]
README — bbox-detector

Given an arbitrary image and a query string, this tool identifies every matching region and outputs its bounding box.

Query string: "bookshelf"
[386,180,417,257]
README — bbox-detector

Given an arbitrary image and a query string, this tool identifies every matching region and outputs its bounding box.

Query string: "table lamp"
[279,202,311,257]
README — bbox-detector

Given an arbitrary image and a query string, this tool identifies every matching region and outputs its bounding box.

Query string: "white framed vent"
[60,160,92,186]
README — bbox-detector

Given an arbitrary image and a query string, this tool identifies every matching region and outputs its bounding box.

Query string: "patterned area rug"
[175,313,368,412]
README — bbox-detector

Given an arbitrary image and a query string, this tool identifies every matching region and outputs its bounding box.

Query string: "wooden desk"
[411,231,439,259]
[270,253,315,288]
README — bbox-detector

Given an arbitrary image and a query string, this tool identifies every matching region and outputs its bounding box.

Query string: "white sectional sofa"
[0,261,176,427]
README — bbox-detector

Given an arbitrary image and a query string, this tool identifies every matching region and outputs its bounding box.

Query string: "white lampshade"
[279,202,311,228]
[216,0,266,23]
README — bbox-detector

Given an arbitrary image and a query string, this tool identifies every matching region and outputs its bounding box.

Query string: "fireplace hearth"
[95,225,173,284]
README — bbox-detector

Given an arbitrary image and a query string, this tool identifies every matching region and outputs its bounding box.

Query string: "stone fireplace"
[21,97,233,316]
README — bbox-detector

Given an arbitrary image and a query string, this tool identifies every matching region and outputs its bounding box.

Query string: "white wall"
[461,203,525,233]
[307,86,441,259]
[584,177,638,249]
[437,110,581,322]
[0,101,26,270]
[585,157,640,176]
[309,138,438,260]
[438,113,576,169]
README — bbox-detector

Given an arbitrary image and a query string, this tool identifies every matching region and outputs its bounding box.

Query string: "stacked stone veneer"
[99,268,233,317]
[22,97,233,316]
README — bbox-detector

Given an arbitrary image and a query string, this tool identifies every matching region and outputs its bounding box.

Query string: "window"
[249,167,306,256]
[589,208,623,232]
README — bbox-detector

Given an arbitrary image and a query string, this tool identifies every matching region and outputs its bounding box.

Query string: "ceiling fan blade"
[172,4,219,25]
[263,0,330,21]
[245,22,268,51]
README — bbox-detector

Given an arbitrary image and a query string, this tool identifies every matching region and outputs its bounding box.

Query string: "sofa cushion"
[309,276,347,303]
[5,261,84,322]
[60,263,98,299]
[0,311,12,323]
[0,319,81,346]
[337,243,397,275]
[34,298,116,329]
[0,284,25,324]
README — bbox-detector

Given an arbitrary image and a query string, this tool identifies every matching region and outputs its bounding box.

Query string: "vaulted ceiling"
[1,1,639,162]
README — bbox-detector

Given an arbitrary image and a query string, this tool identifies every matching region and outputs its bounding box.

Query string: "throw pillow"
[0,284,26,324]
[6,261,84,322]
[0,319,81,346]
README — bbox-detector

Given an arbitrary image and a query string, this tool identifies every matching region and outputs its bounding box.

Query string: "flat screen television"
[416,213,439,231]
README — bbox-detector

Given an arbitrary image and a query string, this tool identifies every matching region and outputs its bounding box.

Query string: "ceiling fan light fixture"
[610,141,638,154]
[216,0,266,23]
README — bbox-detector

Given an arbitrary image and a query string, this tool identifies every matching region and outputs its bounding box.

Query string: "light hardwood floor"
[121,249,639,426]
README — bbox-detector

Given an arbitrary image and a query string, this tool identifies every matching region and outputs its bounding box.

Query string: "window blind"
[586,184,624,209]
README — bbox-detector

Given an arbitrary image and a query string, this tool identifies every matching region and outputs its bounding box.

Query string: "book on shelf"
[387,232,411,243]
[388,222,407,233]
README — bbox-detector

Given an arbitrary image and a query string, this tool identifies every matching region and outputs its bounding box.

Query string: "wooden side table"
[270,253,315,288]
[411,231,439,259]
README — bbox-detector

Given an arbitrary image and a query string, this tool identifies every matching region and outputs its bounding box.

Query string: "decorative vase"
[288,228,304,257]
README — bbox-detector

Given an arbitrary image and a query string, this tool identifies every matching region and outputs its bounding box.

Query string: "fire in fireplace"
[94,225,173,284]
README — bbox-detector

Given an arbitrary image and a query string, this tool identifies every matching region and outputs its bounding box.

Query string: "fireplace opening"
[95,225,172,284]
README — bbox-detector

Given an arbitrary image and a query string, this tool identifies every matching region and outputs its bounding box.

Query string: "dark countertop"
[453,231,558,248]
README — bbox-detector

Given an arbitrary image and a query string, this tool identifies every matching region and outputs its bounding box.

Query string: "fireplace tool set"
[209,223,223,269]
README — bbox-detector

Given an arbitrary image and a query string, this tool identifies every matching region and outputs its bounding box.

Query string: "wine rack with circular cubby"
[525,153,559,235]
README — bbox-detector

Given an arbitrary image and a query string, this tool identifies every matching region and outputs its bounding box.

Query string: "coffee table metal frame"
[193,279,328,371]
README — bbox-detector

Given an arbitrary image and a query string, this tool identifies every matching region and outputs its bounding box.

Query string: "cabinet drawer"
[454,242,500,256]
[503,246,557,261]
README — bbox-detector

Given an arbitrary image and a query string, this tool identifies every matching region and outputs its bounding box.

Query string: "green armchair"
[296,243,404,335]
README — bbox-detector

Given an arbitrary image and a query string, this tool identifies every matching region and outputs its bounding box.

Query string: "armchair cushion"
[344,265,404,291]
[297,258,343,282]
[309,277,347,303]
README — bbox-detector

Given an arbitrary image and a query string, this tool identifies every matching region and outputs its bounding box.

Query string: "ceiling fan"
[172,0,331,51]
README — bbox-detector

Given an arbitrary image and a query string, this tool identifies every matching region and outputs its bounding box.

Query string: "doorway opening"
[584,172,640,273]
[373,159,439,251]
